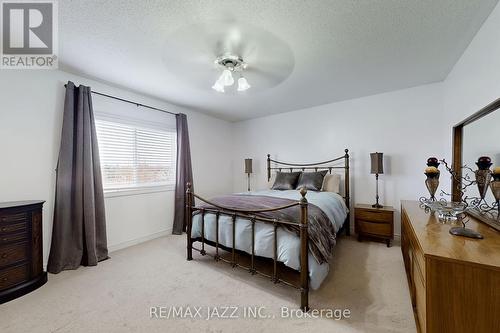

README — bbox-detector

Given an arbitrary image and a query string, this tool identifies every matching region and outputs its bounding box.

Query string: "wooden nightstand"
[355,204,394,247]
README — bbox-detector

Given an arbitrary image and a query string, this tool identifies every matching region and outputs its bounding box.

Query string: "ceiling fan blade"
[245,67,288,85]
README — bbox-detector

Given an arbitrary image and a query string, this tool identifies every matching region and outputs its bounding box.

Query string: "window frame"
[94,112,177,197]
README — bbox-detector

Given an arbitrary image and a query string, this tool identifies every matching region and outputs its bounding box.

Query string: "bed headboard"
[266,149,351,209]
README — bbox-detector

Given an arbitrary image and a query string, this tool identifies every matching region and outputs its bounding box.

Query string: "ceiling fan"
[161,21,295,94]
[211,54,251,93]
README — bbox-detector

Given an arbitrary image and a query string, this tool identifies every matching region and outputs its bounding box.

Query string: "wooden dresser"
[0,201,47,304]
[401,201,500,333]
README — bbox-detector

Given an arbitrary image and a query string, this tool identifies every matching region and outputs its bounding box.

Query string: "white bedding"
[190,190,348,289]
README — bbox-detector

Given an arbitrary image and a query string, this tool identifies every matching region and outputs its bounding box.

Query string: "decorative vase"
[425,177,439,200]
[427,157,440,168]
[475,169,492,199]
[476,156,493,170]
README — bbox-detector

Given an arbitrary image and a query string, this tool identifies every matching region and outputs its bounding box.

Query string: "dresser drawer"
[0,212,28,225]
[414,263,427,333]
[0,233,28,245]
[355,209,393,223]
[411,239,425,283]
[357,219,392,236]
[0,264,29,290]
[0,221,28,235]
[0,242,28,266]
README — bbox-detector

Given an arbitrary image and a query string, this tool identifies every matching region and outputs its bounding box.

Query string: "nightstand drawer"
[357,219,392,236]
[355,209,393,223]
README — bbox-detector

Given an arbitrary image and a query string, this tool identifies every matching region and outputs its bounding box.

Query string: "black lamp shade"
[370,152,384,174]
[245,158,253,174]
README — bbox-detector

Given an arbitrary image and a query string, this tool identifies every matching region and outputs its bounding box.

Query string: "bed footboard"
[185,183,310,312]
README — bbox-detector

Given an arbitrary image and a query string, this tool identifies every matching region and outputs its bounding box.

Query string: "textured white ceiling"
[59,0,498,121]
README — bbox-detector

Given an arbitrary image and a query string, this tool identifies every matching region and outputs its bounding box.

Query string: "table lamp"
[370,152,384,208]
[245,158,253,192]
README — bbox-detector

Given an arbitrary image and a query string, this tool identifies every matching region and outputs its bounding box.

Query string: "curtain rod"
[63,84,179,116]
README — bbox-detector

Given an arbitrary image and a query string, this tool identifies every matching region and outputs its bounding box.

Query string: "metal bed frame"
[186,149,350,311]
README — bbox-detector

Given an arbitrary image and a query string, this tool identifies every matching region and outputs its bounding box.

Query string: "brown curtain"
[172,113,193,234]
[47,81,108,274]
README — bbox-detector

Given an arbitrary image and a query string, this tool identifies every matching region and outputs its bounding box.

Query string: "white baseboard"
[108,229,171,253]
[43,229,171,271]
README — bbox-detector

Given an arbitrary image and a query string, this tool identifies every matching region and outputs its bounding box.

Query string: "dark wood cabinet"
[354,204,394,247]
[0,201,47,304]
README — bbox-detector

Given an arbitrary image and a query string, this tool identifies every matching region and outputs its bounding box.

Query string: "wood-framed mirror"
[452,98,500,231]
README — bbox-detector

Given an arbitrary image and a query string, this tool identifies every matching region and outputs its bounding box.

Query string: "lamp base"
[247,173,251,192]
[372,203,384,209]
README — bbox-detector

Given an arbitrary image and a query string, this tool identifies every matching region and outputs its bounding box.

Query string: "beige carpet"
[0,235,416,333]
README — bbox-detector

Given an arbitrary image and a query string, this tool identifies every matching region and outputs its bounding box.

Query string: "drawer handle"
[1,253,7,259]
[1,227,6,232]
[2,277,7,282]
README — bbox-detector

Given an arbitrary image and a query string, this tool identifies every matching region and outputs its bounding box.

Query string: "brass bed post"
[344,149,351,236]
[186,183,193,261]
[267,154,271,181]
[299,187,309,312]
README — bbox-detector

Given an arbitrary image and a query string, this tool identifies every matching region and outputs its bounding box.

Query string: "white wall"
[0,70,234,267]
[431,0,500,196]
[443,1,500,153]
[231,83,445,236]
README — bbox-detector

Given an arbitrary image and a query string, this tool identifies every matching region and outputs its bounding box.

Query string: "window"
[95,116,176,192]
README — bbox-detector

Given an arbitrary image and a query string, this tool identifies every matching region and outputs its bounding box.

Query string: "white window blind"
[95,117,177,191]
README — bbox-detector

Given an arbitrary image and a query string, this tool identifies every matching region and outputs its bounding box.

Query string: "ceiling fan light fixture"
[237,76,251,91]
[220,69,234,86]
[213,54,251,92]
[212,79,225,93]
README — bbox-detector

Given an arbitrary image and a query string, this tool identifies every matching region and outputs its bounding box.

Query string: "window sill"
[104,185,175,198]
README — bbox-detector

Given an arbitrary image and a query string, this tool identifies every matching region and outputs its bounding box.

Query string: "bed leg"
[301,289,309,312]
[345,213,351,236]
[187,242,193,261]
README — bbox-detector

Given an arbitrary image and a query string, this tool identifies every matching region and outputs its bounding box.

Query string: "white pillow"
[322,173,341,193]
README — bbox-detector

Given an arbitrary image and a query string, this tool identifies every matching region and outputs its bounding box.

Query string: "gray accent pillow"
[271,172,301,190]
[296,170,328,191]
